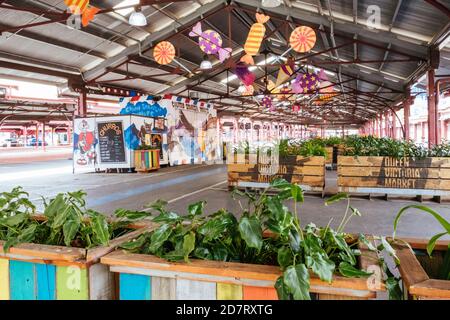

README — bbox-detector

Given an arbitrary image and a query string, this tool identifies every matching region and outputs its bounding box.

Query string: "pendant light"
[129,6,147,26]
[200,55,212,70]
[262,0,282,8]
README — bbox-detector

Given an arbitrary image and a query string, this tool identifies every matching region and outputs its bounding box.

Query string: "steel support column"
[403,88,411,140]
[428,69,438,147]
[77,91,88,117]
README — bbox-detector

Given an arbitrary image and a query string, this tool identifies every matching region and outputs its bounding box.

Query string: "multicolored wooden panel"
[134,150,160,172]
[117,273,279,300]
[0,259,99,300]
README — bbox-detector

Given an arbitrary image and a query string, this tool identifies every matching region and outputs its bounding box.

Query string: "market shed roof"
[0,0,449,126]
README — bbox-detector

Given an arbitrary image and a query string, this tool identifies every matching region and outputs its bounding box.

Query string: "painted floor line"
[88,167,226,208]
[167,181,227,204]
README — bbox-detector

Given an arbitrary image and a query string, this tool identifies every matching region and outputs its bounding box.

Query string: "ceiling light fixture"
[129,6,147,26]
[262,0,282,8]
[200,55,213,70]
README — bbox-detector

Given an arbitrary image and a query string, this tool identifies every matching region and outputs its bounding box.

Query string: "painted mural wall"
[73,115,169,173]
[119,96,221,166]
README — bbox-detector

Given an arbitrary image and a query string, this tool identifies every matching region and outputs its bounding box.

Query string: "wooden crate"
[393,238,450,300]
[101,241,383,300]
[134,150,160,172]
[227,155,326,193]
[0,220,158,300]
[337,156,450,197]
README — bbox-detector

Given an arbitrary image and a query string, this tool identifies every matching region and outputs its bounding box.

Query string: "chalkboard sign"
[97,121,126,163]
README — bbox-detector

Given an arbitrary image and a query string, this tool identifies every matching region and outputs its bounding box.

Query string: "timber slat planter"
[0,219,158,300]
[101,241,383,300]
[227,154,326,194]
[393,238,450,300]
[337,156,450,198]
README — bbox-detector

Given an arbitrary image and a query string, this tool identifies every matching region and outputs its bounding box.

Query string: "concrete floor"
[1,160,449,240]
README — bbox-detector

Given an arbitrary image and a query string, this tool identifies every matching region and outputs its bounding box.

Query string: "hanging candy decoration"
[316,81,338,105]
[241,13,270,65]
[242,85,255,96]
[65,0,100,27]
[234,63,256,86]
[292,104,301,112]
[153,41,176,65]
[275,58,295,88]
[294,72,320,93]
[189,22,232,63]
[289,26,317,53]
[261,96,274,111]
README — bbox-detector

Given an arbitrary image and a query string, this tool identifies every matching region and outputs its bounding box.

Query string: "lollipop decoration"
[290,26,317,53]
[189,22,231,63]
[241,13,270,65]
[153,41,176,65]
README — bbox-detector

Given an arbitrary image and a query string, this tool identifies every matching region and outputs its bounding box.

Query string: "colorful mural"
[119,96,221,167]
[73,118,97,171]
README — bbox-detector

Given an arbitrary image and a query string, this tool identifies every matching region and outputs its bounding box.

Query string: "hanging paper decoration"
[241,13,270,65]
[65,0,99,27]
[234,63,256,86]
[315,81,338,105]
[292,104,301,112]
[189,22,232,63]
[275,58,296,88]
[153,41,176,65]
[261,96,274,111]
[293,72,320,93]
[242,85,255,96]
[290,26,317,53]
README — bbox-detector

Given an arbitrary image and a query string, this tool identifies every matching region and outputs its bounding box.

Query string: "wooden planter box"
[394,238,450,300]
[337,156,450,199]
[101,241,383,300]
[227,154,326,194]
[0,219,157,300]
[134,150,160,172]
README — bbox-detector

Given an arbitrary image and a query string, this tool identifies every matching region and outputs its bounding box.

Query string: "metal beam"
[83,0,226,82]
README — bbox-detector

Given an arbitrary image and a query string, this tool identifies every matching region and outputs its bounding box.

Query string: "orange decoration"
[241,13,270,65]
[153,41,176,65]
[290,26,316,53]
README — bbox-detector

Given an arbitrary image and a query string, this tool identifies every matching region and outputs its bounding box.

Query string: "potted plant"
[228,140,326,195]
[337,136,450,201]
[392,204,450,299]
[101,180,401,300]
[0,187,156,300]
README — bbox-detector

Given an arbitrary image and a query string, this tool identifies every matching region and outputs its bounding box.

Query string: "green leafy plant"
[393,205,450,280]
[121,179,400,300]
[0,187,151,251]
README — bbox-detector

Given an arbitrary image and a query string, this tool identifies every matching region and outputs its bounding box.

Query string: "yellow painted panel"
[0,259,10,300]
[217,283,243,300]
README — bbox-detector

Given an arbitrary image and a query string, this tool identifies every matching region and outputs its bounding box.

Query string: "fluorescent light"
[115,0,139,16]
[200,57,213,70]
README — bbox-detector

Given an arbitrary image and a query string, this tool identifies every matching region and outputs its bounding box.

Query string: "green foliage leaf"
[338,262,373,277]
[427,232,448,256]
[120,234,148,251]
[305,252,335,283]
[188,201,206,217]
[386,277,403,300]
[291,184,304,203]
[63,219,80,247]
[275,276,290,300]
[325,193,348,206]
[283,264,311,300]
[149,224,172,253]
[90,213,110,246]
[277,246,293,269]
[2,213,27,226]
[393,205,450,236]
[114,208,150,220]
[145,199,168,214]
[153,211,180,223]
[238,216,262,251]
[182,231,196,263]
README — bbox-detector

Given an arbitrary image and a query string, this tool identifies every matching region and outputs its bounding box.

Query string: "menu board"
[97,121,126,163]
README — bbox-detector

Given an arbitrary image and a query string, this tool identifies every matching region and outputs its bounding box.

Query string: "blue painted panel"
[119,273,151,300]
[9,261,36,300]
[36,264,56,300]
